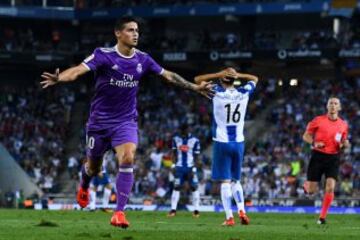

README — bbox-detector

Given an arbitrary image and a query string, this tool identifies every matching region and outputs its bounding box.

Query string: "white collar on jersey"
[114,44,136,59]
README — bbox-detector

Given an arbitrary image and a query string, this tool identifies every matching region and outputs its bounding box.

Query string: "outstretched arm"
[40,64,89,89]
[236,72,259,84]
[194,72,221,85]
[161,69,214,98]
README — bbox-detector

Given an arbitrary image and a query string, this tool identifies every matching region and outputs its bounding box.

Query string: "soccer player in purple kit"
[40,17,213,229]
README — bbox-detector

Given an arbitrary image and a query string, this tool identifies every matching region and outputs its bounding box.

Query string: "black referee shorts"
[307,150,340,182]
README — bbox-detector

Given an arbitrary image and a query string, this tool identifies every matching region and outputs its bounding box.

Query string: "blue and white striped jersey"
[212,81,256,143]
[172,134,201,168]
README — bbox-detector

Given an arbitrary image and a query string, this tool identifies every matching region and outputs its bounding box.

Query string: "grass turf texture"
[0,209,359,240]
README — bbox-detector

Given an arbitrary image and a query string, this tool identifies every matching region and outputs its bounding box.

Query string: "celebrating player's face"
[115,21,139,47]
[327,98,341,114]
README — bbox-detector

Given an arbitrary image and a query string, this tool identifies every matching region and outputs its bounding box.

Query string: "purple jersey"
[82,45,163,130]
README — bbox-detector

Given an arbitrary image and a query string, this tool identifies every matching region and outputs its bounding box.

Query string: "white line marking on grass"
[343,227,360,230]
[134,221,224,226]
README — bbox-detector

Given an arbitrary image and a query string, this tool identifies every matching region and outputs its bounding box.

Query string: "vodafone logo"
[179,145,189,152]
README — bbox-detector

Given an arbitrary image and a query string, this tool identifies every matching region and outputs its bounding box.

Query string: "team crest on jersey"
[136,63,142,73]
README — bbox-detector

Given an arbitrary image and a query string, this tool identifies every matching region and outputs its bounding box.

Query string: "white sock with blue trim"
[89,189,96,210]
[221,182,233,219]
[192,190,200,211]
[231,181,245,213]
[102,188,111,208]
[171,190,180,210]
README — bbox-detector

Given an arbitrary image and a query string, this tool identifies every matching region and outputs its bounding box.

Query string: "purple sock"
[116,165,134,211]
[80,164,92,190]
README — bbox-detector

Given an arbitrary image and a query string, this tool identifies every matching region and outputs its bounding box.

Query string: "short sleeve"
[194,140,201,154]
[145,55,164,75]
[237,81,256,95]
[82,48,106,72]
[306,117,319,135]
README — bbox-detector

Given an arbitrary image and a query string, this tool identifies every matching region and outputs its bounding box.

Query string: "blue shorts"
[91,173,110,187]
[174,166,199,189]
[211,141,244,181]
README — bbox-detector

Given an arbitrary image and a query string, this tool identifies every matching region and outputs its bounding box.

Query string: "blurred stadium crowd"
[131,77,360,201]
[1,4,360,54]
[0,0,360,206]
[243,77,360,199]
[1,0,317,8]
[0,86,75,193]
[1,74,359,201]
[1,25,360,53]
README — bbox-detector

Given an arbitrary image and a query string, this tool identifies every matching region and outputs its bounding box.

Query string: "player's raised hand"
[219,67,237,80]
[40,68,60,88]
[235,71,259,83]
[195,81,215,99]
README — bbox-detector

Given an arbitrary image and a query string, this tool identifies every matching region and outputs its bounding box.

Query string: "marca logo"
[112,64,119,70]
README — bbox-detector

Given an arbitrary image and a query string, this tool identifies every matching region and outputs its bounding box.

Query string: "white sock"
[192,190,200,211]
[102,188,111,208]
[89,189,96,210]
[171,190,180,210]
[221,183,233,219]
[231,181,245,213]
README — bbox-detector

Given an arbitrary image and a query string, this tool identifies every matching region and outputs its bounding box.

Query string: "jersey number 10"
[225,103,241,123]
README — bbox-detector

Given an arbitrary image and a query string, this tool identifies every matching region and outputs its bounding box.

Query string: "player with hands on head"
[195,67,259,226]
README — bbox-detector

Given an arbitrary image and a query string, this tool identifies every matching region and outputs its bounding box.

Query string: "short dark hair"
[114,16,138,31]
[180,123,189,134]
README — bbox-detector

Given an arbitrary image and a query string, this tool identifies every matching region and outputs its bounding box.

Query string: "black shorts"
[307,150,340,182]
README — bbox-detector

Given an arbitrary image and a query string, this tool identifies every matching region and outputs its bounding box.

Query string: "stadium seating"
[1,0,359,204]
[243,78,360,199]
[0,85,75,193]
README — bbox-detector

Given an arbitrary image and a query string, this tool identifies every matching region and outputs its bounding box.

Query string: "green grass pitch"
[0,209,359,240]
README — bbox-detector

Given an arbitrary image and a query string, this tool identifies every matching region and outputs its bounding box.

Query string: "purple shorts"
[86,121,138,160]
